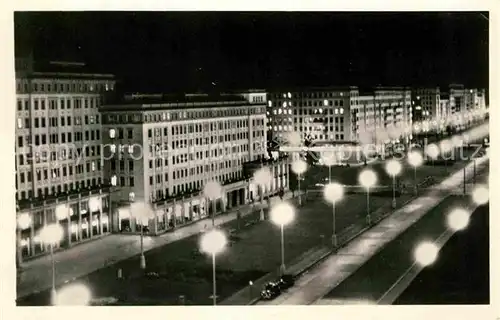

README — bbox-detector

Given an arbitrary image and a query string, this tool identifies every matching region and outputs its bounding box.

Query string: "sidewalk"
[17,190,297,299]
[253,156,489,305]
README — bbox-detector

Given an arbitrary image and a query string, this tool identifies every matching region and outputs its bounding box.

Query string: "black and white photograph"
[7,7,494,310]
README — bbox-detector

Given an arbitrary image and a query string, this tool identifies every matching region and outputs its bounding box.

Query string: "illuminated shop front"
[16,190,111,259]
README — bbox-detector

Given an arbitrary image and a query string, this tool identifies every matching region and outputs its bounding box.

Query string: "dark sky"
[14,11,489,93]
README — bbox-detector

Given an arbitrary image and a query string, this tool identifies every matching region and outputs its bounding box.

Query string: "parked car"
[260,281,282,300]
[276,274,295,290]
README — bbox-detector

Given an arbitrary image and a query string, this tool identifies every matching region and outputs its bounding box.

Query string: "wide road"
[314,196,481,305]
[394,203,489,304]
[17,185,410,305]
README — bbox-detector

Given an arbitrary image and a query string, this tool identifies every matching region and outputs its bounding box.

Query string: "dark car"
[276,274,295,290]
[260,281,282,300]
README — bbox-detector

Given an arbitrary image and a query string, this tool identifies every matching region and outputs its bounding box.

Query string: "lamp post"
[200,229,227,305]
[321,151,336,182]
[55,283,92,306]
[253,167,272,221]
[425,143,439,167]
[323,182,344,248]
[408,151,423,196]
[270,201,296,275]
[359,169,377,226]
[385,160,402,209]
[129,195,152,270]
[39,223,64,305]
[17,213,32,269]
[203,180,223,226]
[291,159,308,206]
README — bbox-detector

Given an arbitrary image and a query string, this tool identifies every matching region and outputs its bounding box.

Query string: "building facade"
[15,59,116,259]
[100,93,289,234]
[411,87,441,122]
[266,87,360,145]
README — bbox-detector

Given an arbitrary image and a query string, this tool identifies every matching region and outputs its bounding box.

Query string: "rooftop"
[15,58,115,79]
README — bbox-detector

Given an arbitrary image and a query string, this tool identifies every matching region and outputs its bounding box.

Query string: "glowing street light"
[414,241,439,267]
[385,160,402,209]
[129,197,153,270]
[471,185,489,205]
[291,159,308,206]
[17,213,32,268]
[321,151,337,182]
[55,283,92,306]
[270,201,296,274]
[446,208,470,231]
[323,182,344,248]
[425,143,439,166]
[253,167,273,221]
[203,180,223,226]
[408,151,423,196]
[200,229,227,305]
[39,223,64,305]
[359,169,377,225]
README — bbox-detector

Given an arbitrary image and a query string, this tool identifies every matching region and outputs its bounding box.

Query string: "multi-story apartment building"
[15,58,116,259]
[412,87,441,122]
[100,93,289,234]
[266,87,360,145]
[354,87,412,150]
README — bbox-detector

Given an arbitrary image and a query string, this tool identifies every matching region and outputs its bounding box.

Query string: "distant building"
[99,93,288,234]
[15,58,116,259]
[412,87,441,122]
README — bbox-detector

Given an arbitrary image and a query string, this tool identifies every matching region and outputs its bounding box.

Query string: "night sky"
[14,11,489,93]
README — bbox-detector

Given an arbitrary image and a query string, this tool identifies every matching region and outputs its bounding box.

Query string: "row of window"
[270,125,347,132]
[16,97,102,111]
[16,115,100,130]
[17,145,102,167]
[16,161,101,185]
[104,107,265,125]
[16,80,113,95]
[17,130,101,148]
[271,91,353,99]
[16,178,104,201]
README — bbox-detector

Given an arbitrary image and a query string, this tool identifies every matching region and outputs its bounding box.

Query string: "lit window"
[340,108,344,114]
[274,126,278,131]
[278,125,282,130]
[283,93,286,98]
[278,109,282,114]
[268,101,272,107]
[282,102,286,107]
[287,92,291,98]
[273,110,277,115]
[319,108,323,113]
[91,161,96,171]
[335,109,339,115]
[105,84,109,91]
[109,129,116,138]
[17,118,22,129]
[110,145,116,153]
[323,100,328,106]
[288,109,292,115]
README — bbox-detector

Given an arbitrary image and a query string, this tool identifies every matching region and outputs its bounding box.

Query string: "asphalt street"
[317,195,476,304]
[17,186,407,306]
[394,203,489,304]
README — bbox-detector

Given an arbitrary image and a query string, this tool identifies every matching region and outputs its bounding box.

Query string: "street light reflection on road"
[414,241,439,267]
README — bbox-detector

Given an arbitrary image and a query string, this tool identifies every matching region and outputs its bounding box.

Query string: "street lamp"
[39,223,64,305]
[471,185,489,205]
[359,169,377,225]
[200,229,227,305]
[446,208,470,231]
[17,213,32,268]
[424,143,439,166]
[270,201,295,275]
[408,151,423,196]
[55,283,92,306]
[414,241,439,267]
[440,139,453,168]
[321,151,336,182]
[385,160,402,209]
[323,182,344,248]
[203,180,223,226]
[253,167,273,221]
[129,197,153,270]
[291,159,308,206]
